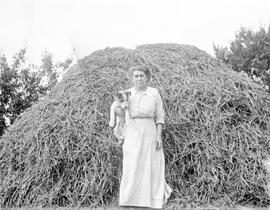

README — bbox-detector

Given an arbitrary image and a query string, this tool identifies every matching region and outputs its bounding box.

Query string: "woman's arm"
[156,123,163,150]
[154,89,164,151]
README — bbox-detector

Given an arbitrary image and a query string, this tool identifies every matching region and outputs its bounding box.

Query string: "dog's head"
[115,91,131,109]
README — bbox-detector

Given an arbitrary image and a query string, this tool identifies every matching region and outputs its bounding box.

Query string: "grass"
[2,207,269,210]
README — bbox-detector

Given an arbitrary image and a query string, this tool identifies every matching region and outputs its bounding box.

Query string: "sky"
[0,0,270,65]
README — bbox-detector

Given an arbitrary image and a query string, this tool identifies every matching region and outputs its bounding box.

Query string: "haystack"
[1,44,270,208]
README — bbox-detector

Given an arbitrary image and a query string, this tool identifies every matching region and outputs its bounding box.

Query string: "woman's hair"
[129,65,151,81]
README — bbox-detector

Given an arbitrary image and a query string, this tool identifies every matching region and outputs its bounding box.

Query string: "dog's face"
[114,91,131,117]
[115,92,125,103]
[115,91,131,109]
[109,91,131,128]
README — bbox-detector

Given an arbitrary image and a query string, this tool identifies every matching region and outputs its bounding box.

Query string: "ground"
[1,206,266,210]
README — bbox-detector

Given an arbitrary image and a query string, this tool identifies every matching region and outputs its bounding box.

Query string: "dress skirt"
[119,118,172,209]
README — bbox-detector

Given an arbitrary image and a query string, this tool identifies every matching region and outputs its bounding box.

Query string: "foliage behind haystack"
[1,44,270,208]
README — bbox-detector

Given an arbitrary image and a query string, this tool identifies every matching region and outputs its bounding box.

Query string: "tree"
[0,48,73,136]
[41,51,73,91]
[0,48,47,135]
[11,49,49,124]
[214,26,270,91]
[0,53,18,135]
[41,51,57,90]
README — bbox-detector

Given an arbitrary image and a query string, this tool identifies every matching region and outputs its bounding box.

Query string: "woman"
[118,65,172,209]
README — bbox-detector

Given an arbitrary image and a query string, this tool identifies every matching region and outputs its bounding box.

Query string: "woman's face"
[132,70,148,89]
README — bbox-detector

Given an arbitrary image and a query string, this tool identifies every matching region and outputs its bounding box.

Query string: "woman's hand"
[155,135,162,151]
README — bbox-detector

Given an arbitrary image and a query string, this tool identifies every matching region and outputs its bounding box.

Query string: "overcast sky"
[0,0,270,65]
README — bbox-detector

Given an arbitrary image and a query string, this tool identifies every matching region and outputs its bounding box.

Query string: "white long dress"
[119,86,172,209]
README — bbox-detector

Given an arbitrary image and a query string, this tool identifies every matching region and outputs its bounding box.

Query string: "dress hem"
[119,198,164,209]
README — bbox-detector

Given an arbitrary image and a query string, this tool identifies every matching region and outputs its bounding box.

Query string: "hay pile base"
[1,44,270,208]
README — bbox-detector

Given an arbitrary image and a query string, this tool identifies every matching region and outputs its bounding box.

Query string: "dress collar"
[130,86,150,95]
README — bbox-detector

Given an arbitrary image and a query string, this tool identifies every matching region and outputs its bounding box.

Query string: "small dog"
[109,91,131,144]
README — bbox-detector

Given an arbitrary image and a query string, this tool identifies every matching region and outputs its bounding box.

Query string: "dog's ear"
[124,91,131,100]
[115,92,124,102]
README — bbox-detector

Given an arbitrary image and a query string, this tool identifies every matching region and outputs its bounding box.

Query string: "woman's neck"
[134,86,147,92]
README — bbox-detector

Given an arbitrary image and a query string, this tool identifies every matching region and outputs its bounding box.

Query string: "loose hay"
[1,44,270,208]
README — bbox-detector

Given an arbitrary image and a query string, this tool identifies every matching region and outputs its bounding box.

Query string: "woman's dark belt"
[131,116,153,119]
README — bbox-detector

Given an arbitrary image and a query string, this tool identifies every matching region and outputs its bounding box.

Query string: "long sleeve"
[154,90,165,124]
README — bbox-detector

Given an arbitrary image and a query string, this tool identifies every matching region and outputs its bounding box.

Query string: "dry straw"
[1,44,270,208]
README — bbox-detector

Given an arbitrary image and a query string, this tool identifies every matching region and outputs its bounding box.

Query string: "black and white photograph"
[1,0,270,209]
